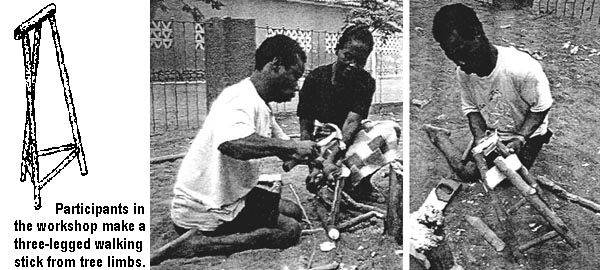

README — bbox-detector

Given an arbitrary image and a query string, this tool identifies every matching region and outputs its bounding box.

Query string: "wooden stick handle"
[15,4,56,40]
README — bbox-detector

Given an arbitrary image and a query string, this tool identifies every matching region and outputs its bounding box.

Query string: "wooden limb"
[301,228,325,235]
[150,153,185,164]
[308,262,340,270]
[303,211,382,235]
[324,177,345,240]
[313,196,338,240]
[289,184,312,225]
[494,157,580,249]
[473,153,522,264]
[518,231,560,252]
[385,163,402,244]
[465,215,506,252]
[507,197,527,215]
[493,157,536,196]
[338,211,380,231]
[342,191,386,215]
[537,175,600,213]
[422,124,479,182]
[150,228,198,266]
[517,166,546,198]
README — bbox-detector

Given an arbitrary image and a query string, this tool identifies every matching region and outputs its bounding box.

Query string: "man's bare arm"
[299,118,315,141]
[466,111,488,143]
[218,133,317,161]
[341,111,363,146]
[505,108,551,153]
[517,108,550,138]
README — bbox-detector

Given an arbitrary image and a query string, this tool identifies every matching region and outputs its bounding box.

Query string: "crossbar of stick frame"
[14,4,56,40]
[39,148,78,189]
[39,143,76,156]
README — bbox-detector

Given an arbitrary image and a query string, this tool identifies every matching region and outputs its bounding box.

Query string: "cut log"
[465,215,506,251]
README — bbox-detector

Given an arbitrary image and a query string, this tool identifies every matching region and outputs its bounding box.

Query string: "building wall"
[152,0,350,32]
[151,0,351,81]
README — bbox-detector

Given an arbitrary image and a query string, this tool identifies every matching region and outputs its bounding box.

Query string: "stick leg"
[49,15,87,176]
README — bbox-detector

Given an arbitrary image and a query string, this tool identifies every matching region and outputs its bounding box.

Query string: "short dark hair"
[432,3,485,44]
[255,35,307,71]
[335,24,374,52]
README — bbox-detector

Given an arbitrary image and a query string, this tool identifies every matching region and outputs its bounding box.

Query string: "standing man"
[427,3,553,180]
[163,35,318,263]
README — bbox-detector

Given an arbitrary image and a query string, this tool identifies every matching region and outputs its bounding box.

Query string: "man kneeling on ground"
[165,35,319,262]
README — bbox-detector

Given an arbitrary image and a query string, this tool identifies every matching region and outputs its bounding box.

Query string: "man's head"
[254,35,306,103]
[432,4,494,76]
[333,24,374,84]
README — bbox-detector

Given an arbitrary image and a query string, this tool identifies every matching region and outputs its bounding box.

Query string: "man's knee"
[275,215,301,247]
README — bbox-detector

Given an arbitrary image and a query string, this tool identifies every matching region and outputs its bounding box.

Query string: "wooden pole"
[473,152,522,264]
[494,157,580,248]
[150,153,185,164]
[518,231,560,252]
[342,191,386,215]
[537,176,600,213]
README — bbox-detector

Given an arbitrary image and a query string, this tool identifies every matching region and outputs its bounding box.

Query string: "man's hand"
[506,135,526,154]
[322,159,342,180]
[289,140,320,161]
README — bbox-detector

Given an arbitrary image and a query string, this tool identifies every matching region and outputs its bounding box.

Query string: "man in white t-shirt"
[427,3,553,180]
[164,35,319,261]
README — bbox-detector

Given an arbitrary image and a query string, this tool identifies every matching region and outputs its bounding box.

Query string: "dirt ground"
[410,1,600,269]
[150,107,403,270]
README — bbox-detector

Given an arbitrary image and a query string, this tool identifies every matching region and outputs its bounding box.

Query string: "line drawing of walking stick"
[15,3,88,210]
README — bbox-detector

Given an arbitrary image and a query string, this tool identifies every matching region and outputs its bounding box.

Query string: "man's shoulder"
[497,46,543,73]
[307,64,333,78]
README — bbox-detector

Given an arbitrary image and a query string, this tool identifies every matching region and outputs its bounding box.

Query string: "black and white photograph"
[409,1,600,269]
[149,0,404,269]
